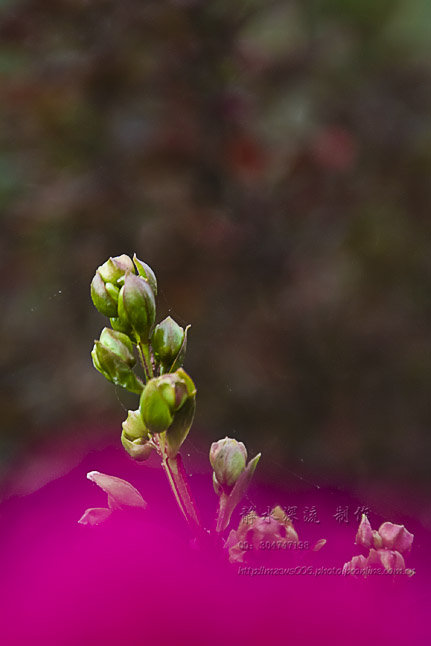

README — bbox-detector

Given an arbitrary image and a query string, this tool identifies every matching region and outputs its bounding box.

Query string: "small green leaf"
[216,453,261,533]
[165,396,196,458]
[133,254,158,296]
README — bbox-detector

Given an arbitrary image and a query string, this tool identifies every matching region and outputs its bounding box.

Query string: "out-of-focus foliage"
[1,0,431,490]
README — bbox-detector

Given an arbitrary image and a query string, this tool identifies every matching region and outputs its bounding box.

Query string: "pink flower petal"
[87,471,147,510]
[355,514,373,549]
[78,507,113,526]
[342,554,368,576]
[378,522,414,553]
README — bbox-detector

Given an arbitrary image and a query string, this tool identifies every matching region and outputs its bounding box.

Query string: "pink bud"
[378,522,414,553]
[355,514,373,548]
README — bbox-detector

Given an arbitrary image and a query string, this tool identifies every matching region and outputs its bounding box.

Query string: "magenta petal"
[342,554,368,575]
[378,522,414,553]
[87,471,147,510]
[78,507,113,526]
[312,538,327,552]
[355,513,373,549]
[368,548,406,572]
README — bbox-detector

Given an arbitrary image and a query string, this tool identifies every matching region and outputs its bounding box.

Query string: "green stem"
[161,457,189,524]
[215,492,229,533]
[138,342,153,381]
[161,451,202,533]
[137,345,149,381]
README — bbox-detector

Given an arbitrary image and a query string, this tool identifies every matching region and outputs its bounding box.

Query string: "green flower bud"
[91,328,143,394]
[210,437,247,490]
[122,408,148,440]
[91,270,118,317]
[151,316,185,369]
[91,255,135,318]
[121,431,153,462]
[99,328,135,366]
[110,316,132,336]
[133,254,157,296]
[118,273,156,342]
[99,255,135,284]
[139,369,196,455]
[139,379,174,434]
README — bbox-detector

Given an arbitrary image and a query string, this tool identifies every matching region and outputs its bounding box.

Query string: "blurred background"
[1,0,431,513]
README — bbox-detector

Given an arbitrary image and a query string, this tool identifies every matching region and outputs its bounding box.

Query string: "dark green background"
[1,0,431,504]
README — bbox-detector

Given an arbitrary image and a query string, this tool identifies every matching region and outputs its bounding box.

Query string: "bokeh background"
[1,0,431,513]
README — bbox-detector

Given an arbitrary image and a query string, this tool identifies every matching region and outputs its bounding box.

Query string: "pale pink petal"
[369,548,406,572]
[312,539,327,552]
[87,471,147,510]
[372,530,383,549]
[378,522,414,553]
[342,554,368,575]
[78,507,113,526]
[355,513,373,549]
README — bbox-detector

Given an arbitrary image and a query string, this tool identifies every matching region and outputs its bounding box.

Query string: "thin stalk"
[215,492,229,533]
[155,433,202,533]
[164,453,201,530]
[137,342,153,382]
[140,343,154,379]
[137,344,150,382]
[161,457,190,524]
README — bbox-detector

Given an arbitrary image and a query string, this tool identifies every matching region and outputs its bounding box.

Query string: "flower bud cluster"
[90,254,194,460]
[91,254,157,341]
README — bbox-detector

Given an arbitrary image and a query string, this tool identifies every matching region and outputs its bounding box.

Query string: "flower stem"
[138,342,153,381]
[215,492,229,533]
[160,450,202,534]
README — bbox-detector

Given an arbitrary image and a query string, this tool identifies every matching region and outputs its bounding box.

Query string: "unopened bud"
[121,431,153,462]
[91,328,143,394]
[118,273,156,341]
[133,254,158,296]
[90,255,135,318]
[110,316,133,336]
[91,270,118,317]
[99,254,135,284]
[209,437,247,490]
[139,369,196,456]
[99,328,135,366]
[122,408,148,440]
[151,316,185,370]
[139,379,174,434]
